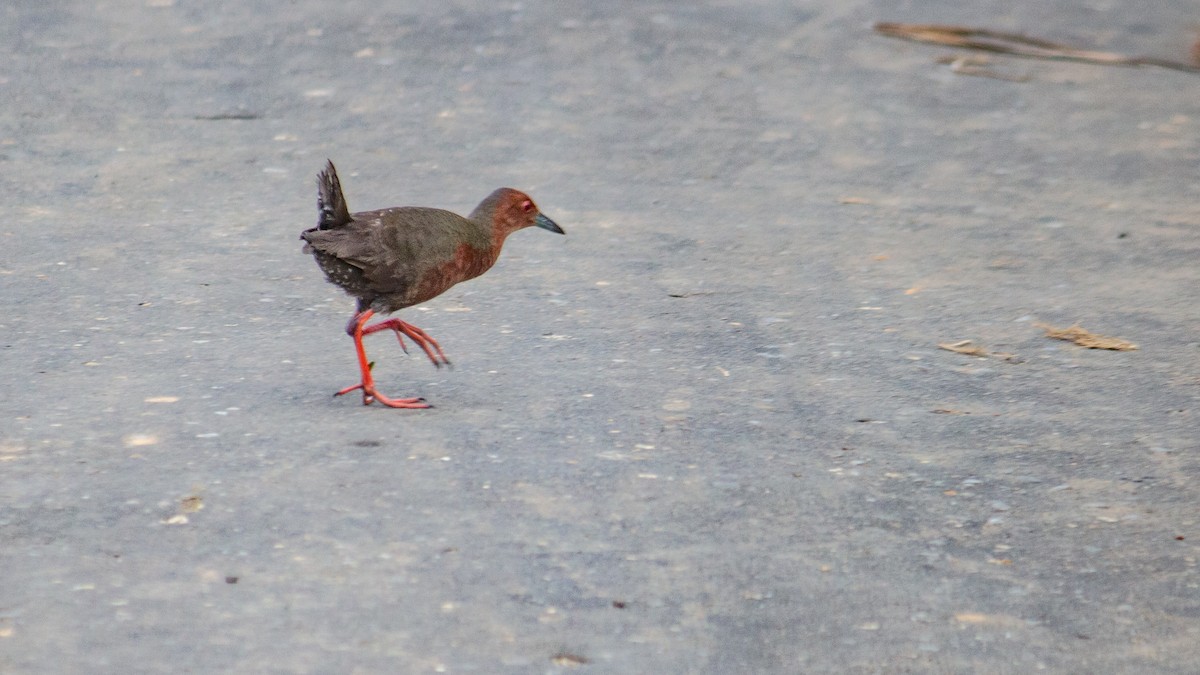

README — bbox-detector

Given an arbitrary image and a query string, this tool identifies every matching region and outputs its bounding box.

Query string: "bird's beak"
[535,213,565,234]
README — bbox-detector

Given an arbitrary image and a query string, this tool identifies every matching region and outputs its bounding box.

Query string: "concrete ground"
[2,1,1199,672]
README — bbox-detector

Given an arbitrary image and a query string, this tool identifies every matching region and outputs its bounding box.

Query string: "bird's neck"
[456,226,509,281]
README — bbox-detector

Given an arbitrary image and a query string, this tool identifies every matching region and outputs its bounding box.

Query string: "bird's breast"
[405,242,499,306]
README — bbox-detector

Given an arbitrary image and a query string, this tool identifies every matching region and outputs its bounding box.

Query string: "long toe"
[370,391,430,409]
[332,384,427,408]
[334,384,362,395]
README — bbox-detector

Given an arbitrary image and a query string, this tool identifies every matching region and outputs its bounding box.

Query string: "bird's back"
[303,206,495,312]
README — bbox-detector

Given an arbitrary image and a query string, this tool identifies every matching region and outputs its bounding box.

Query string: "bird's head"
[474,188,564,238]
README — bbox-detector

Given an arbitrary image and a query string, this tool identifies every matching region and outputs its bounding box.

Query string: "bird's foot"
[362,318,452,369]
[334,383,430,409]
[335,309,434,408]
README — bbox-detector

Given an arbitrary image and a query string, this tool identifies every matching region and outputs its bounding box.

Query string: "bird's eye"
[521,199,535,212]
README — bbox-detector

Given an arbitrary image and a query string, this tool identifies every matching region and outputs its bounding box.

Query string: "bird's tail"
[317,160,352,230]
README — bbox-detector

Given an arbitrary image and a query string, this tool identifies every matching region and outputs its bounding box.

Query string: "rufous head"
[473,188,564,237]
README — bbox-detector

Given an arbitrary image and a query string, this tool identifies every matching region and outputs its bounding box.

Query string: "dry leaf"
[1036,323,1137,351]
[938,340,1019,361]
[551,652,589,666]
[874,22,1200,73]
[939,340,988,356]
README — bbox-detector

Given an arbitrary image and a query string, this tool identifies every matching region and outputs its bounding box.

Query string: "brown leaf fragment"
[874,22,1200,74]
[938,340,1020,362]
[1036,323,1137,351]
[551,652,589,666]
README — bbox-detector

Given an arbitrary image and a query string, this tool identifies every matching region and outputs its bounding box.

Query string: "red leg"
[361,317,451,368]
[334,309,431,409]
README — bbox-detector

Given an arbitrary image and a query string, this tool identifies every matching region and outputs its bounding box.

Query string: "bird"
[300,160,564,408]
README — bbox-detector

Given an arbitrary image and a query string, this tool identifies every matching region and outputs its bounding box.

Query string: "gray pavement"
[3,1,1200,672]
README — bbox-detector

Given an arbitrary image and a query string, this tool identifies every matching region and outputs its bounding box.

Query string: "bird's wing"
[300,226,375,269]
[302,216,422,295]
[356,208,474,293]
[303,207,482,298]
